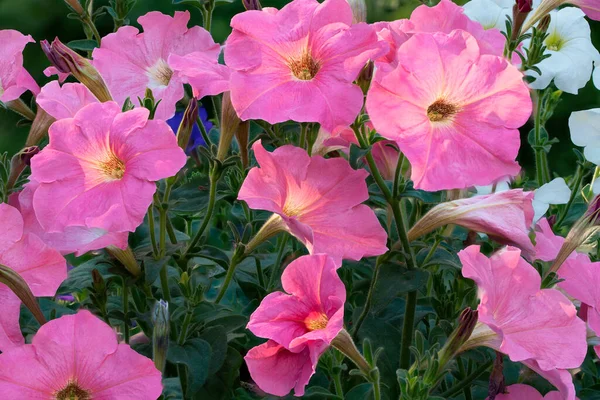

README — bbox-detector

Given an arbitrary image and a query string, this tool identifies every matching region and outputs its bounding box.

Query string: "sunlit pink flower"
[408,189,536,257]
[168,52,230,99]
[37,81,98,120]
[0,29,39,102]
[492,384,562,400]
[0,203,66,351]
[372,20,412,64]
[239,140,388,261]
[30,101,186,233]
[459,245,586,371]
[367,30,531,191]
[10,179,128,256]
[371,140,401,181]
[92,11,221,120]
[0,310,162,399]
[312,126,358,156]
[225,0,387,132]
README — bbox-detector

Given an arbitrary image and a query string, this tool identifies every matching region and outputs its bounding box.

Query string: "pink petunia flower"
[366,30,532,191]
[521,360,577,400]
[36,81,98,120]
[92,11,223,120]
[238,140,388,261]
[459,245,587,372]
[245,254,344,396]
[0,203,66,351]
[371,140,401,181]
[0,29,39,102]
[573,0,600,20]
[0,310,163,399]
[491,384,563,400]
[534,217,565,262]
[224,0,387,132]
[311,126,358,156]
[29,101,186,233]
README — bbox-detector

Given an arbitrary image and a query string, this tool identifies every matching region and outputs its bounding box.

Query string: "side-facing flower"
[367,30,532,191]
[0,203,66,350]
[245,254,344,396]
[92,11,221,120]
[0,310,163,399]
[532,177,571,222]
[524,0,600,33]
[0,29,39,102]
[525,7,600,94]
[311,126,358,156]
[30,101,186,233]
[408,189,535,256]
[225,0,387,132]
[458,245,587,372]
[238,140,388,261]
[492,384,562,400]
[464,0,514,31]
[569,108,600,165]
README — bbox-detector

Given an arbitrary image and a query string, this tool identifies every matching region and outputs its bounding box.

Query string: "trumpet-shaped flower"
[30,101,186,233]
[0,203,66,350]
[367,30,531,191]
[463,0,514,31]
[408,189,536,256]
[0,29,39,102]
[492,384,562,400]
[0,310,162,399]
[238,141,388,261]
[36,81,98,120]
[522,360,577,400]
[92,11,223,120]
[532,178,571,222]
[569,108,600,165]
[224,0,387,132]
[525,7,599,94]
[311,126,357,156]
[371,140,401,181]
[459,245,587,371]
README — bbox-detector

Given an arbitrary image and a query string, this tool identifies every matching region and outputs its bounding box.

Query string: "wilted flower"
[6,146,39,190]
[152,300,170,373]
[174,98,199,151]
[0,29,39,103]
[0,310,163,399]
[225,0,387,132]
[217,91,241,161]
[367,30,531,191]
[239,140,388,261]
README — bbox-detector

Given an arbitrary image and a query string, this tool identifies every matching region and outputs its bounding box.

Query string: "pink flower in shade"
[224,0,387,132]
[238,140,388,262]
[459,245,587,372]
[0,310,163,399]
[521,360,577,400]
[0,29,39,102]
[366,30,532,191]
[10,179,128,256]
[92,11,223,120]
[408,189,536,257]
[371,140,401,181]
[29,101,186,233]
[245,254,344,396]
[491,384,563,400]
[36,81,98,120]
[0,203,66,351]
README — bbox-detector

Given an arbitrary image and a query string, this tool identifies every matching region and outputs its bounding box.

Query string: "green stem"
[372,378,381,400]
[352,257,383,338]
[178,309,194,345]
[393,152,406,197]
[82,15,102,46]
[197,116,212,147]
[299,123,308,149]
[533,91,549,185]
[333,372,344,398]
[122,282,130,344]
[438,359,493,398]
[214,257,242,303]
[159,264,171,303]
[400,291,417,369]
[266,234,289,291]
[148,205,159,257]
[555,164,586,229]
[457,357,473,400]
[159,206,167,257]
[202,2,214,32]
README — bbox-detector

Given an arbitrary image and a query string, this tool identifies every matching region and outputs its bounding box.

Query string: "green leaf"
[371,263,429,312]
[199,326,228,375]
[345,383,373,400]
[303,386,343,399]
[192,347,243,400]
[67,39,98,51]
[168,338,212,395]
[58,259,120,293]
[142,257,169,285]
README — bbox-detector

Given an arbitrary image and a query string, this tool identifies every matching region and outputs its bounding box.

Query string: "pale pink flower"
[492,384,563,400]
[522,360,577,400]
[0,203,66,351]
[0,29,39,102]
[371,140,400,181]
[372,20,412,64]
[367,30,532,191]
[311,126,358,156]
[238,140,388,261]
[0,310,163,399]
[92,11,222,120]
[36,81,98,120]
[168,52,230,99]
[225,0,387,132]
[573,0,600,20]
[459,245,587,371]
[534,218,565,262]
[30,101,186,233]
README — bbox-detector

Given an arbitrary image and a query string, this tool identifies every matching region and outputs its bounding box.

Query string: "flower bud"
[511,1,532,40]
[347,0,367,23]
[488,352,506,400]
[91,268,105,293]
[537,14,552,34]
[26,108,55,146]
[41,38,112,102]
[516,0,533,12]
[152,300,170,373]
[176,98,199,151]
[7,146,40,191]
[242,0,262,10]
[236,120,250,169]
[357,61,374,95]
[437,308,478,370]
[0,264,47,326]
[63,0,85,15]
[4,99,36,121]
[106,246,141,277]
[331,329,372,375]
[217,91,242,162]
[521,0,562,33]
[244,214,287,255]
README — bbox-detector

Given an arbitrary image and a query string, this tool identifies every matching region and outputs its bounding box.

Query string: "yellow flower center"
[147,59,173,87]
[545,32,564,52]
[427,99,459,122]
[304,312,329,331]
[289,52,320,81]
[99,153,126,181]
[55,381,91,400]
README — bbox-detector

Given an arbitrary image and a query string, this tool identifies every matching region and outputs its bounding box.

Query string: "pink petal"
[0,29,39,102]
[0,345,54,397]
[36,81,99,120]
[169,52,230,99]
[0,286,25,350]
[522,359,577,400]
[493,384,544,400]
[0,202,24,253]
[534,218,565,262]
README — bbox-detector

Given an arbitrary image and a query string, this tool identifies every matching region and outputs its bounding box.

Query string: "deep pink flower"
[459,245,587,371]
[0,29,39,102]
[492,384,562,400]
[367,30,531,191]
[0,203,66,350]
[36,81,98,120]
[30,101,186,233]
[372,20,412,64]
[225,0,387,132]
[371,140,400,181]
[522,360,577,400]
[238,140,388,261]
[92,11,222,120]
[0,310,163,399]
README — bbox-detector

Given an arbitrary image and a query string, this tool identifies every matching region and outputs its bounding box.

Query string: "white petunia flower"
[525,7,600,94]
[475,177,511,195]
[532,178,571,222]
[463,0,514,31]
[569,108,600,164]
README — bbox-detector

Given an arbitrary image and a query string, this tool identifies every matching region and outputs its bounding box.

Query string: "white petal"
[532,199,550,223]
[594,63,600,90]
[534,178,571,205]
[584,146,600,165]
[463,0,510,31]
[593,179,600,195]
[569,109,600,148]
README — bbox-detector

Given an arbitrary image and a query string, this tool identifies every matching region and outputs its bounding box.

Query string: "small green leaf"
[67,39,98,51]
[167,338,212,395]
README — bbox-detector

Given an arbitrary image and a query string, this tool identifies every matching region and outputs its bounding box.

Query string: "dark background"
[1,0,599,176]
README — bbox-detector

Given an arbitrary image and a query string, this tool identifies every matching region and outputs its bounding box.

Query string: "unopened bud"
[438,308,478,370]
[177,98,199,151]
[357,61,374,94]
[236,120,250,169]
[152,300,170,373]
[331,329,372,375]
[242,0,262,10]
[7,146,40,191]
[520,0,561,33]
[4,99,36,121]
[511,1,532,40]
[488,352,506,400]
[217,91,241,161]
[516,0,532,12]
[0,264,47,326]
[244,214,287,255]
[63,0,85,15]
[347,0,367,24]
[107,245,141,277]
[26,108,55,146]
[41,38,112,102]
[91,268,105,293]
[537,14,552,34]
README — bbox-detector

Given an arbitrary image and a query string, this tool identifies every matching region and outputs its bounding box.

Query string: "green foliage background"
[0,0,599,175]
